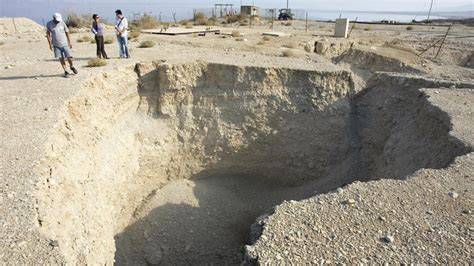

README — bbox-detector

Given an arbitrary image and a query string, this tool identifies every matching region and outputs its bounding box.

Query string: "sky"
[0,0,472,11]
[0,0,472,23]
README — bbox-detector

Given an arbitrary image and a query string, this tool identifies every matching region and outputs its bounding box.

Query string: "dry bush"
[104,36,115,44]
[193,12,208,25]
[231,30,241,37]
[263,36,271,41]
[77,35,92,43]
[128,31,141,40]
[286,42,298,49]
[364,27,372,31]
[0,41,4,46]
[90,38,96,44]
[65,12,90,28]
[406,26,414,30]
[87,58,107,67]
[131,14,160,30]
[69,28,80,34]
[257,40,266,45]
[319,25,325,28]
[185,24,194,29]
[227,14,245,24]
[284,21,292,26]
[282,49,297,57]
[139,40,156,48]
[304,44,312,53]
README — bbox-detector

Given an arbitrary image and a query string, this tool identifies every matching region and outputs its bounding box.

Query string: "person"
[91,14,108,59]
[46,13,78,77]
[114,9,130,58]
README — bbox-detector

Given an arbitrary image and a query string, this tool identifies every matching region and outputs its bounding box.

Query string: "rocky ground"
[0,17,473,264]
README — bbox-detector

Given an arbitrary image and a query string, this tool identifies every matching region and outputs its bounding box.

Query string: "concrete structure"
[335,18,349,38]
[241,5,259,16]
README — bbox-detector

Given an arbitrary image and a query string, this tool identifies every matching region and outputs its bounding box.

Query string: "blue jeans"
[117,35,130,58]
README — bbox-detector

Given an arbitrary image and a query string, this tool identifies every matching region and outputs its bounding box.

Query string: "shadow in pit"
[114,174,330,266]
[114,65,472,265]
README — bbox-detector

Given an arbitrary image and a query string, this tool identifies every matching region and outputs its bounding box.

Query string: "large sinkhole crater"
[36,61,470,265]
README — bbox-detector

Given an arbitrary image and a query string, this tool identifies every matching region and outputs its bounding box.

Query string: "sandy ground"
[0,17,473,263]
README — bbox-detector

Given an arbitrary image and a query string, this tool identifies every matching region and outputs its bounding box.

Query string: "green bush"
[87,58,107,67]
[77,35,92,43]
[104,36,115,44]
[139,40,156,48]
[128,31,141,40]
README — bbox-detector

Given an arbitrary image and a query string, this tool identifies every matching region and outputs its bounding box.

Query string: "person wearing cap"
[114,9,130,58]
[46,13,78,77]
[91,14,108,59]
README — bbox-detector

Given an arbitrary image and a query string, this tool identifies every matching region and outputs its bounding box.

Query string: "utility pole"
[427,0,434,21]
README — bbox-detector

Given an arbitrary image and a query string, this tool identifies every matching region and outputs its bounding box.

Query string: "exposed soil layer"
[34,61,472,265]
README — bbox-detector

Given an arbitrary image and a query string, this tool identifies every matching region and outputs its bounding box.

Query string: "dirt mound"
[0,17,44,36]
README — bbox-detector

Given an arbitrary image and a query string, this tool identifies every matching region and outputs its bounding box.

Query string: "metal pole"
[305,12,308,33]
[271,9,274,30]
[12,18,18,33]
[435,25,451,58]
[427,0,434,22]
[287,0,289,9]
[348,17,358,37]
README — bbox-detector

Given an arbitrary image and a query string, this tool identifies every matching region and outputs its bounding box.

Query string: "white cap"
[53,13,62,22]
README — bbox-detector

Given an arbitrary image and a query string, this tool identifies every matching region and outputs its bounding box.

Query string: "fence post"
[305,12,308,33]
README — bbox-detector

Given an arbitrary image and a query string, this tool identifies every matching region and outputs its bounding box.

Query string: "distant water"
[0,0,467,25]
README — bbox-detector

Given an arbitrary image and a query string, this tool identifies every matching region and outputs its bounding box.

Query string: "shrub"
[0,41,4,46]
[257,40,266,45]
[263,36,271,41]
[65,12,90,28]
[77,35,92,43]
[185,24,194,29]
[227,14,244,24]
[131,14,160,30]
[364,27,371,31]
[87,58,107,67]
[231,30,241,37]
[406,26,414,30]
[139,40,156,48]
[284,21,292,26]
[194,12,207,21]
[128,31,141,40]
[282,49,297,57]
[104,36,115,44]
[286,43,298,49]
[69,28,80,34]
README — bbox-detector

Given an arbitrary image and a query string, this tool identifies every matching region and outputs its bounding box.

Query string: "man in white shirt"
[115,9,130,58]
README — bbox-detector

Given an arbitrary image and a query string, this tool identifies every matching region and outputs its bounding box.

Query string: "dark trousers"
[95,36,108,59]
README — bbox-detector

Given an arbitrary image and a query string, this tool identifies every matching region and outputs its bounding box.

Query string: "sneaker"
[70,67,78,74]
[64,71,70,78]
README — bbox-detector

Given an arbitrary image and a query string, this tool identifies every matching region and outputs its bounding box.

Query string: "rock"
[462,209,471,215]
[314,39,329,55]
[448,191,459,199]
[382,235,394,243]
[336,187,344,193]
[49,240,59,248]
[5,65,12,69]
[344,199,356,205]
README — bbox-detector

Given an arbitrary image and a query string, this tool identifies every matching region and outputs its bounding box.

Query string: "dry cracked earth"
[0,18,473,264]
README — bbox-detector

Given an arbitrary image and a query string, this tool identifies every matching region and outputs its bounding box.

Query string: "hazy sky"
[0,0,472,11]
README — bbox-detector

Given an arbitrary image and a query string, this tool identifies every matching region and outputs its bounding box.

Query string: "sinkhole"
[36,61,470,265]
